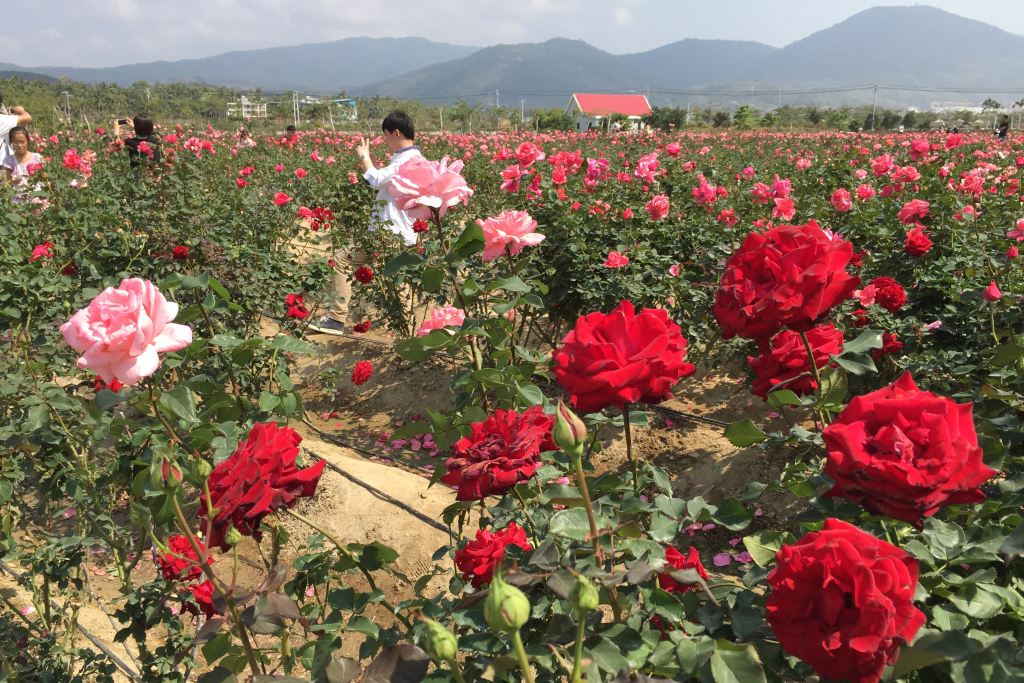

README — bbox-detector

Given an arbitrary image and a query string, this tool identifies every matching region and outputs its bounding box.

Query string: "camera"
[117,118,129,125]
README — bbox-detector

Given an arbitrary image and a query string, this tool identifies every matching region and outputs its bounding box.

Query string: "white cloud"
[613,7,633,25]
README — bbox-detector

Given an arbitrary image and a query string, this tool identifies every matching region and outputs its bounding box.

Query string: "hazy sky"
[5,0,1023,67]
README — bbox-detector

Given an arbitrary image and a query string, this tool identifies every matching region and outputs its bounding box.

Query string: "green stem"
[571,615,587,683]
[572,451,602,563]
[445,659,468,683]
[511,629,536,683]
[283,507,413,631]
[623,404,639,495]
[990,303,1000,344]
[798,330,830,428]
[511,486,539,546]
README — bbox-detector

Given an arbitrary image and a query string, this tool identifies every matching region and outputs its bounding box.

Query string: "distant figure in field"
[2,126,42,185]
[309,111,422,336]
[0,93,32,161]
[997,115,1010,141]
[114,114,162,167]
[236,127,257,148]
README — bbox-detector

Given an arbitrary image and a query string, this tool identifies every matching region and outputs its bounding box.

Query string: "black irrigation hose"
[300,421,459,539]
[0,561,141,682]
[650,404,730,429]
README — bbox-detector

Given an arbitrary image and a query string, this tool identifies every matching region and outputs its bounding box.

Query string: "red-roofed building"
[566,93,653,131]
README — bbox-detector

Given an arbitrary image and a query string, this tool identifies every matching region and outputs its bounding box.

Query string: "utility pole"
[495,89,500,109]
[521,99,525,122]
[871,85,878,131]
[293,91,300,128]
[439,106,444,131]
[778,88,782,109]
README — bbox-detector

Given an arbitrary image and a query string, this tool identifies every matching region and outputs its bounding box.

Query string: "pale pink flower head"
[60,278,192,385]
[477,210,545,262]
[645,194,670,221]
[390,156,473,220]
[416,305,467,337]
[1007,218,1024,242]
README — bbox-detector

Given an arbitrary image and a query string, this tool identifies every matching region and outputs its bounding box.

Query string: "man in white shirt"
[0,95,32,161]
[309,111,422,336]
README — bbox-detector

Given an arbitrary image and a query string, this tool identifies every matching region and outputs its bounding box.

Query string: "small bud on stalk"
[421,618,459,662]
[553,400,587,459]
[570,574,599,614]
[484,572,530,633]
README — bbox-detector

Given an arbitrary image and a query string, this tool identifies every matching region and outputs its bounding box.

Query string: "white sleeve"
[0,114,19,139]
[363,165,390,189]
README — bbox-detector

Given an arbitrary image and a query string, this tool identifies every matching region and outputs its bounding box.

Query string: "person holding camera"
[114,114,162,167]
[0,92,32,161]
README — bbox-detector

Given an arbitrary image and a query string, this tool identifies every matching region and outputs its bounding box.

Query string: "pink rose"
[60,278,192,385]
[645,194,670,221]
[477,210,545,262]
[416,305,466,336]
[831,188,853,212]
[515,142,545,167]
[390,156,474,220]
[604,251,630,268]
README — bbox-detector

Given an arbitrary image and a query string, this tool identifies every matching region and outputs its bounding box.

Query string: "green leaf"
[202,633,232,664]
[198,668,238,683]
[1000,522,1024,559]
[158,384,199,425]
[711,499,753,531]
[420,265,445,293]
[724,419,767,448]
[923,518,965,562]
[893,630,980,678]
[833,353,877,376]
[549,508,597,541]
[268,335,313,354]
[765,389,801,408]
[0,480,14,506]
[488,276,531,293]
[741,531,787,568]
[842,329,884,355]
[948,583,1005,619]
[515,381,543,407]
[382,251,425,275]
[709,640,767,683]
[346,616,379,638]
[450,223,484,259]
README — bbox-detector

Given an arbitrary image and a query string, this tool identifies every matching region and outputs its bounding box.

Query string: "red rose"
[199,422,324,550]
[412,219,430,233]
[767,519,925,683]
[284,293,309,320]
[713,222,860,342]
[185,579,218,619]
[171,245,190,261]
[552,300,695,414]
[441,406,554,501]
[351,360,373,385]
[94,376,124,393]
[157,534,211,582]
[273,191,292,206]
[823,373,996,526]
[903,226,932,257]
[747,324,843,399]
[658,545,708,594]
[354,266,374,284]
[454,523,533,588]
[869,276,906,313]
[897,199,929,225]
[871,332,904,360]
[353,320,371,333]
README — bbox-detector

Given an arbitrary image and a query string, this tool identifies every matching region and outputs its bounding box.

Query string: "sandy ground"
[10,321,801,679]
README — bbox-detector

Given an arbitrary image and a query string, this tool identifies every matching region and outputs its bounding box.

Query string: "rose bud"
[421,618,458,663]
[484,572,530,633]
[553,400,587,459]
[569,574,599,614]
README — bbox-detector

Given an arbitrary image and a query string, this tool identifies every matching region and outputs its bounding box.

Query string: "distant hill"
[751,5,1024,89]
[7,37,478,93]
[0,70,57,83]
[1,6,1023,108]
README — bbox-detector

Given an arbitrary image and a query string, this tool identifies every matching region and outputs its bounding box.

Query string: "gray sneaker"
[308,317,348,336]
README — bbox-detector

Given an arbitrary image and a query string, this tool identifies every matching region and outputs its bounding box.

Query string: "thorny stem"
[571,615,587,683]
[623,404,639,495]
[799,331,830,429]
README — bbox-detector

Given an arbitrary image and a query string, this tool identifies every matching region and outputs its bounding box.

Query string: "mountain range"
[4,6,1024,108]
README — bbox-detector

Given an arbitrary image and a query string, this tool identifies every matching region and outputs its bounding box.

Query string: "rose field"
[3,122,1024,683]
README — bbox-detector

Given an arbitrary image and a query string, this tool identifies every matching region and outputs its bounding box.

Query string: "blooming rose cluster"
[477,210,545,262]
[553,300,695,414]
[747,324,843,399]
[199,422,325,549]
[454,522,532,588]
[390,156,474,220]
[441,406,555,500]
[823,373,995,526]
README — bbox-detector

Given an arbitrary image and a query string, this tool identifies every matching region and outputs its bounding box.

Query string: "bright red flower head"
[767,519,925,683]
[273,191,293,206]
[284,293,309,319]
[185,579,218,619]
[903,226,932,257]
[897,199,929,225]
[441,406,554,500]
[823,373,996,526]
[747,324,843,399]
[171,245,190,261]
[713,222,860,343]
[658,545,709,594]
[157,534,212,582]
[553,300,695,414]
[868,276,906,313]
[351,360,373,385]
[354,266,374,284]
[198,422,324,550]
[454,523,533,588]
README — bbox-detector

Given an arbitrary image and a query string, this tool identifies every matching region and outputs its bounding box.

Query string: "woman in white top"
[2,126,43,184]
